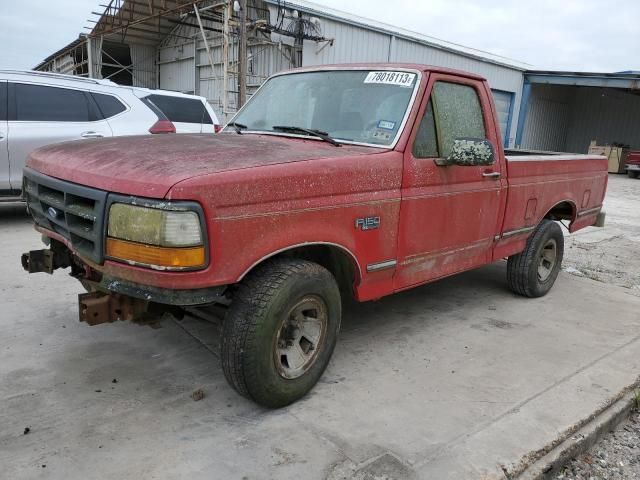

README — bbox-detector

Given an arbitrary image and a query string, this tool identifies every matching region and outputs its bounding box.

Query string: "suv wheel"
[507,219,564,298]
[221,259,341,408]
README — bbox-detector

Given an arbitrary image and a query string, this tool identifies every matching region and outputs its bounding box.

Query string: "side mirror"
[435,138,495,166]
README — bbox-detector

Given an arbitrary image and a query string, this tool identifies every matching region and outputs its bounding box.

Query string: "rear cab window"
[413,81,486,158]
[144,95,212,125]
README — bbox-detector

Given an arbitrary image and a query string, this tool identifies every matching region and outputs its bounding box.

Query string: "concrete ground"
[1,174,639,480]
[563,174,640,294]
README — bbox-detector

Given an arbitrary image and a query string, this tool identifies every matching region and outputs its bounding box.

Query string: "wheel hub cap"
[274,295,327,379]
[537,238,558,282]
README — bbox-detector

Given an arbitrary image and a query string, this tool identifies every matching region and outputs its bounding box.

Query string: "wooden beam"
[238,0,247,107]
[90,0,213,38]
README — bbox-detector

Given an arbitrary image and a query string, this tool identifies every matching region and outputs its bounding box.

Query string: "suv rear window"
[0,82,6,121]
[145,95,213,124]
[92,93,126,118]
[13,83,91,122]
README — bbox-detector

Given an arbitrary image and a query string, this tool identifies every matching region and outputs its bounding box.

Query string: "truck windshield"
[228,70,419,147]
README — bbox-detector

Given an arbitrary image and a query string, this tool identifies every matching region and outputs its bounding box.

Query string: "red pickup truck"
[21,64,608,407]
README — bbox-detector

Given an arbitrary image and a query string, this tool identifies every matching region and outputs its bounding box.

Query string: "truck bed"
[501,150,608,238]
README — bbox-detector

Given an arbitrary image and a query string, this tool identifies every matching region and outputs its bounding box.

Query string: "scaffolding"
[34,0,326,120]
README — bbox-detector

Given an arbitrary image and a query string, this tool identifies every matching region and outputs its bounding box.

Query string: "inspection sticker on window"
[377,120,396,130]
[364,71,416,87]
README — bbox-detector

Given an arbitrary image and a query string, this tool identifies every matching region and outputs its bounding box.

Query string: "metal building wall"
[299,14,524,147]
[154,1,525,134]
[158,18,294,120]
[565,87,640,152]
[130,44,157,88]
[521,84,640,153]
[300,18,392,63]
[521,84,575,152]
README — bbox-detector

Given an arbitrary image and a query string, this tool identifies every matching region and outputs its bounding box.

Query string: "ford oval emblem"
[47,207,59,218]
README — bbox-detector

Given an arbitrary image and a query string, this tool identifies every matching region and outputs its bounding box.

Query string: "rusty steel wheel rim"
[537,238,558,282]
[274,295,328,380]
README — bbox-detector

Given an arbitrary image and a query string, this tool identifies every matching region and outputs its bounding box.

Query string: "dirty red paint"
[626,151,640,167]
[25,64,608,302]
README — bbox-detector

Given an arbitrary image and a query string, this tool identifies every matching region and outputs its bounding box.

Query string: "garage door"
[491,89,513,147]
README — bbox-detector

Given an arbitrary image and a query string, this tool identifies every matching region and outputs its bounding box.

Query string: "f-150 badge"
[355,216,380,231]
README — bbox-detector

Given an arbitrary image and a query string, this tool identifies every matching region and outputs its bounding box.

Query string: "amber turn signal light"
[106,237,205,269]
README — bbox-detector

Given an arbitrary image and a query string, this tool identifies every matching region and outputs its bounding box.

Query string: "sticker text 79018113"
[364,71,416,87]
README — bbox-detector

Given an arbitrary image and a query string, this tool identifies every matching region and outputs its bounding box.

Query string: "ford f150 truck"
[21,64,608,407]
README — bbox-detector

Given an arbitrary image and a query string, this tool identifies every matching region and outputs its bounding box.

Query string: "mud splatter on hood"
[27,133,378,198]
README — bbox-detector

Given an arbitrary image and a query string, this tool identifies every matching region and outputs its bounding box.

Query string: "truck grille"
[23,168,107,263]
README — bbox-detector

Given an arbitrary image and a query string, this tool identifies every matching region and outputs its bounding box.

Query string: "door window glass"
[431,82,485,157]
[15,84,91,122]
[412,99,438,158]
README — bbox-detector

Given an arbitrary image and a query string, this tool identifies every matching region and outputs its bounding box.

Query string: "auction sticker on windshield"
[364,71,416,87]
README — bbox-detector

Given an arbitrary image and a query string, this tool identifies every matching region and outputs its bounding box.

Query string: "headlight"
[106,203,206,270]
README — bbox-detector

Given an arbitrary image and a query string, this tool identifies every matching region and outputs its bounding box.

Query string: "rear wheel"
[221,258,341,408]
[628,170,639,179]
[507,220,564,298]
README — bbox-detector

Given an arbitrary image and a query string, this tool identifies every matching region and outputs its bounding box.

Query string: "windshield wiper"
[227,121,247,134]
[272,125,341,147]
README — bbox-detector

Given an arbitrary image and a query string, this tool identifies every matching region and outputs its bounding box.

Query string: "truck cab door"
[395,74,505,290]
[7,82,112,191]
[0,81,10,192]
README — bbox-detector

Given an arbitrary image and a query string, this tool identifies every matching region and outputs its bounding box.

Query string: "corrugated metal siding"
[301,17,391,64]
[155,2,525,135]
[158,23,198,94]
[158,18,294,120]
[130,44,157,88]
[521,84,640,153]
[565,87,640,152]
[392,38,522,93]
[301,19,523,147]
[491,89,513,147]
[521,85,574,152]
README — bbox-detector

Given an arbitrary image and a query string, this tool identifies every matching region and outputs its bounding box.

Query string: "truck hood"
[27,133,377,198]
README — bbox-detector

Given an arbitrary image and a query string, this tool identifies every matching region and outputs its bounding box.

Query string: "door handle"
[482,171,501,179]
[81,131,104,138]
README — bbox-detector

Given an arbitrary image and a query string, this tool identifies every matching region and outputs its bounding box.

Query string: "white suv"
[0,70,220,201]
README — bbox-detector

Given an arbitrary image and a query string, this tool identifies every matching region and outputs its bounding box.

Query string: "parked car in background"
[132,87,221,135]
[626,151,640,178]
[0,70,220,202]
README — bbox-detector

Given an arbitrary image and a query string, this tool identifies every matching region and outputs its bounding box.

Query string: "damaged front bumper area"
[22,239,227,327]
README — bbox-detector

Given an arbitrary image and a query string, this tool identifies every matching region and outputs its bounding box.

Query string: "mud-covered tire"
[628,170,639,179]
[221,258,341,408]
[507,220,564,298]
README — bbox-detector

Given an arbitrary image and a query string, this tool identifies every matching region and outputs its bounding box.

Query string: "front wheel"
[628,170,639,179]
[221,258,341,408]
[507,219,564,298]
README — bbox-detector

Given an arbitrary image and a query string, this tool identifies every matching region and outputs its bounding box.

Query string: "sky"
[1,0,638,72]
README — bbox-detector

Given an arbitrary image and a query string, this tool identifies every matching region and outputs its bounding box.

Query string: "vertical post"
[293,17,303,67]
[194,4,216,98]
[193,36,198,95]
[86,37,93,78]
[238,0,247,108]
[387,35,396,62]
[222,2,230,117]
[515,80,532,148]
